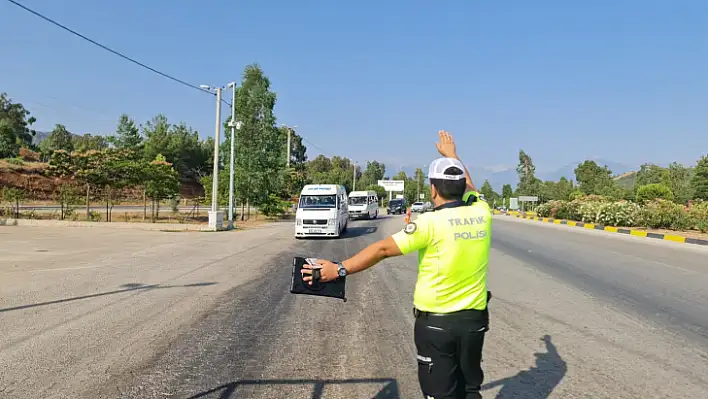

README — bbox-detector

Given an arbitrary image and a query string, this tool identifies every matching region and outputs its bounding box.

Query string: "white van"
[295,184,349,238]
[348,190,379,220]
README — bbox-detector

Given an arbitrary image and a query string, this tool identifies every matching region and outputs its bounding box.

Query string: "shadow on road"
[301,226,379,240]
[344,226,379,238]
[0,282,217,313]
[481,335,567,398]
[185,378,399,399]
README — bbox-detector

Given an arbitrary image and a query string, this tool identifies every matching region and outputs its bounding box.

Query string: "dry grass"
[0,159,46,171]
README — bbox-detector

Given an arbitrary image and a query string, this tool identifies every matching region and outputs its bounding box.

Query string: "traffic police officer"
[302,130,492,399]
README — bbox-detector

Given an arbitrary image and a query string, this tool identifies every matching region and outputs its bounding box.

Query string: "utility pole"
[227,82,237,230]
[281,124,297,168]
[208,87,223,230]
[286,127,291,167]
[352,163,356,191]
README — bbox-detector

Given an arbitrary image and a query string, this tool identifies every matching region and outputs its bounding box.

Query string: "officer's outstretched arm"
[342,217,432,276]
[341,236,403,275]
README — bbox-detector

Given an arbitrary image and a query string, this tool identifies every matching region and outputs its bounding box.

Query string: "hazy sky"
[1,0,706,172]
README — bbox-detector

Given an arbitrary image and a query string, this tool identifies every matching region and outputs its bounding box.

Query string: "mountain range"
[385,158,637,192]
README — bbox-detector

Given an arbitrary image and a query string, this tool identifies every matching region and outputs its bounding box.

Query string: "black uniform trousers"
[414,305,489,399]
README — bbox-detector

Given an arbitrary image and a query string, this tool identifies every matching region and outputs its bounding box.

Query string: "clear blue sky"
[1,0,706,174]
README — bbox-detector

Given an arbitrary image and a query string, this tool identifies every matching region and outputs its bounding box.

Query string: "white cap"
[428,157,467,181]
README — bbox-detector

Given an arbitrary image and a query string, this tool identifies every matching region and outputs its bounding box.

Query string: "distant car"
[411,202,425,212]
[387,199,406,215]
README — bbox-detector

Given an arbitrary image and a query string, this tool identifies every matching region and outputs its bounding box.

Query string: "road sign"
[377,180,404,192]
[419,194,425,199]
[519,196,538,202]
[509,198,519,210]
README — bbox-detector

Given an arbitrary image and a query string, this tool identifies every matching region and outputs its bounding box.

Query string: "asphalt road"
[1,214,707,398]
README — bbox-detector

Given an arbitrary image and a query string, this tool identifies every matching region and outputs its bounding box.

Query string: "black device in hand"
[290,256,347,302]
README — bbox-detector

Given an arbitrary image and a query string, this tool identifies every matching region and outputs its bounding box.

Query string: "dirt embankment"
[0,161,204,202]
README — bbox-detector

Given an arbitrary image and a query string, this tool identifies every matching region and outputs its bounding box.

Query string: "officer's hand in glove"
[301,259,338,285]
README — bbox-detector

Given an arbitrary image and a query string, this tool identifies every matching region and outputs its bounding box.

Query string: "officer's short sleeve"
[463,191,479,204]
[391,214,433,255]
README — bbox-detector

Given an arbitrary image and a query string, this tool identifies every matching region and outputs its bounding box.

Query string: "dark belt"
[413,291,492,319]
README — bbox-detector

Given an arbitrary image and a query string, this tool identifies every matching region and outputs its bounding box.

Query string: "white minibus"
[348,190,379,220]
[295,184,349,238]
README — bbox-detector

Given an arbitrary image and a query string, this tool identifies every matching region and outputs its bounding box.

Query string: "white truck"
[295,184,349,239]
[348,190,379,220]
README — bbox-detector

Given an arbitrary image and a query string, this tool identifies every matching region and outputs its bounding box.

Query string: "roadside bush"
[688,201,708,233]
[531,196,707,233]
[596,201,641,227]
[637,199,692,230]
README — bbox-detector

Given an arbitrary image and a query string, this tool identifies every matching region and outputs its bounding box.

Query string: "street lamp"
[226,82,242,230]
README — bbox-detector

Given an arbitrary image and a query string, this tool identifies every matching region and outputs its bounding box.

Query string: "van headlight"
[328,218,335,225]
[296,219,302,226]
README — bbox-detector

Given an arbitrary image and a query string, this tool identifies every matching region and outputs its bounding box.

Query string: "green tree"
[144,154,180,221]
[141,114,171,163]
[636,183,674,203]
[501,184,513,207]
[574,160,614,195]
[635,163,669,188]
[359,160,386,188]
[231,64,285,217]
[0,93,37,154]
[556,177,574,200]
[516,149,541,195]
[0,119,20,158]
[480,180,498,203]
[71,150,108,220]
[166,121,210,179]
[667,162,693,204]
[691,155,708,201]
[72,134,108,152]
[40,124,74,155]
[110,113,143,157]
[1,187,25,218]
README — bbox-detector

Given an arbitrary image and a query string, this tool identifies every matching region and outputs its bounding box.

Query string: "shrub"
[637,199,692,230]
[688,201,708,233]
[636,183,674,204]
[596,201,641,227]
[5,157,23,165]
[19,147,40,162]
[259,193,289,217]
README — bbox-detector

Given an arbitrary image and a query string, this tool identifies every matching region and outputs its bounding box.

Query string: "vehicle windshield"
[299,195,337,208]
[413,202,423,206]
[390,200,404,206]
[349,196,367,205]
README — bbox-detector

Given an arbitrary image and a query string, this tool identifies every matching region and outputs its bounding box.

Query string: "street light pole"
[211,87,222,210]
[352,162,356,191]
[227,82,237,230]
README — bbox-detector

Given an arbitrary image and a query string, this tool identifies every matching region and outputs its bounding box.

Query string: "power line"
[7,0,342,155]
[4,0,231,107]
[300,137,333,158]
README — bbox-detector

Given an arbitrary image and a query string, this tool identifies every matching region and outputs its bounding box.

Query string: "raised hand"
[435,130,458,158]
